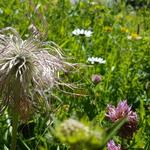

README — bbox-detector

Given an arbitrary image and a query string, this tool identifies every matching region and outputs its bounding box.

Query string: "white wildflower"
[72,28,93,37]
[111,66,115,71]
[87,57,106,64]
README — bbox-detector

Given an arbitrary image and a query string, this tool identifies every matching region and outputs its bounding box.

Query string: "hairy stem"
[11,107,19,150]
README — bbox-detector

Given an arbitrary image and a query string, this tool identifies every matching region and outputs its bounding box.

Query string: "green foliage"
[55,118,126,150]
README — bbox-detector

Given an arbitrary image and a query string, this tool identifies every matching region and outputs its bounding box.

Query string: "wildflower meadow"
[0,0,150,150]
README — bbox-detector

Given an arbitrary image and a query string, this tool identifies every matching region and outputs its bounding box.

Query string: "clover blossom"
[106,100,138,138]
[107,140,121,150]
[91,74,102,84]
[72,29,93,37]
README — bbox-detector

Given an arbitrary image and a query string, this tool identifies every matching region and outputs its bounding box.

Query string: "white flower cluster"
[87,57,106,64]
[72,28,93,37]
[60,119,89,136]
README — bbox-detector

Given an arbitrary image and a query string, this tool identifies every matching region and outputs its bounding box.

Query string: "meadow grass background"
[0,0,150,149]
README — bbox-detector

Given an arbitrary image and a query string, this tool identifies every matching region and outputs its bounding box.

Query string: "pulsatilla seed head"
[0,27,70,119]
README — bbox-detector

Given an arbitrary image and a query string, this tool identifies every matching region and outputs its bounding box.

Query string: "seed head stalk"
[11,101,19,150]
[10,79,22,150]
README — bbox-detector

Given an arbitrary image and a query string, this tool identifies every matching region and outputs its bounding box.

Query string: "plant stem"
[10,106,19,150]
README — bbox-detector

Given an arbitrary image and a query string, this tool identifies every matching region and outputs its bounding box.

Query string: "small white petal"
[127,36,132,40]
[80,29,84,35]
[85,30,92,37]
[87,57,106,64]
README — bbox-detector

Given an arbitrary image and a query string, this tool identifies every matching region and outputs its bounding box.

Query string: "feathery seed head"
[0,27,67,119]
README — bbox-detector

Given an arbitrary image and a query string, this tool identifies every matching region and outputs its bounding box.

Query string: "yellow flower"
[127,33,142,40]
[62,105,70,111]
[104,26,113,32]
[115,14,123,21]
[121,27,129,33]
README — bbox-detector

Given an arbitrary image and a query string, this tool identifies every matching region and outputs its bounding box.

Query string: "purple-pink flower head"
[91,74,102,84]
[107,140,121,150]
[106,100,138,138]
